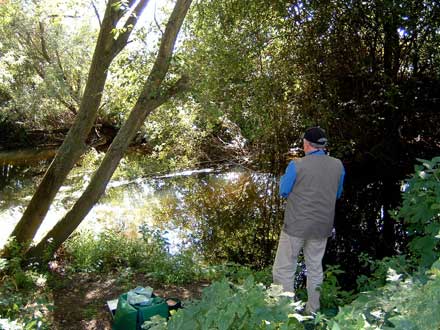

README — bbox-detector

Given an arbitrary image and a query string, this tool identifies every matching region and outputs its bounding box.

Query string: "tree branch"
[58,98,78,115]
[38,21,51,63]
[113,0,150,53]
[154,0,164,36]
[155,75,190,105]
[91,1,102,27]
[142,0,192,93]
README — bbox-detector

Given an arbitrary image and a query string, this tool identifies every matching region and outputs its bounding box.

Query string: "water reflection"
[147,171,284,268]
[1,163,409,289]
[0,165,283,267]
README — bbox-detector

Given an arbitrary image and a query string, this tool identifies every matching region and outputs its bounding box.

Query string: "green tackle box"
[112,293,169,330]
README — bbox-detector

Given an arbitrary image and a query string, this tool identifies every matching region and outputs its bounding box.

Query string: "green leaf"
[331,322,341,330]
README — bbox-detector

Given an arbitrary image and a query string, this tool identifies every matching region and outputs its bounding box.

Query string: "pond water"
[0,159,409,289]
[0,163,282,266]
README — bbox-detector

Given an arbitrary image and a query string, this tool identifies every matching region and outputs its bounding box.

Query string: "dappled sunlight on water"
[1,166,274,257]
[0,167,160,247]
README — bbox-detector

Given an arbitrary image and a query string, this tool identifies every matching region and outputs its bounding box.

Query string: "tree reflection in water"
[1,165,408,290]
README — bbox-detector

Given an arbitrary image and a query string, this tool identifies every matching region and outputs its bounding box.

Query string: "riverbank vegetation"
[1,0,440,329]
[1,156,439,329]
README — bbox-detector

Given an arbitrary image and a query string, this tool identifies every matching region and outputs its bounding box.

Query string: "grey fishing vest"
[283,154,343,239]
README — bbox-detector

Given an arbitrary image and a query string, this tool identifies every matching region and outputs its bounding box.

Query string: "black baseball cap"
[303,127,328,147]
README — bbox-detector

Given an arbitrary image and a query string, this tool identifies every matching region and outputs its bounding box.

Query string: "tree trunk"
[6,0,150,250]
[383,1,400,81]
[28,0,193,260]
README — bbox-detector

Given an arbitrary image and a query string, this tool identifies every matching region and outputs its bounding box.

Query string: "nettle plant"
[143,277,308,330]
[393,156,440,267]
[327,258,440,330]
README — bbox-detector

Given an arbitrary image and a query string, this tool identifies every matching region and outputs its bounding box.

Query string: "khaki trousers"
[272,231,328,313]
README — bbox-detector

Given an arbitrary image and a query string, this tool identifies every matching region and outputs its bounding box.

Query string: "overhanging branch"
[114,0,150,53]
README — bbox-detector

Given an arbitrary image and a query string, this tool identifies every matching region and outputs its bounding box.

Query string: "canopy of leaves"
[182,0,440,170]
[0,0,96,128]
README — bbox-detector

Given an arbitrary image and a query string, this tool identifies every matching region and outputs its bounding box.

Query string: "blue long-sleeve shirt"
[280,150,345,198]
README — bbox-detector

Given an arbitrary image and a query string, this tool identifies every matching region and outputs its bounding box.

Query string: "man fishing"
[273,127,345,313]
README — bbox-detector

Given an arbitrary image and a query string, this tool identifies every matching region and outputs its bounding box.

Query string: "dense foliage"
[182,0,440,166]
[0,0,94,129]
[0,0,201,170]
[328,259,440,330]
[64,225,205,285]
[393,157,440,267]
[177,0,440,289]
[139,258,440,330]
[144,278,306,330]
[0,240,52,329]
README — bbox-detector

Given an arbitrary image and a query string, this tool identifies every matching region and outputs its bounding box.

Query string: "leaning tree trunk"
[28,0,193,260]
[7,0,150,250]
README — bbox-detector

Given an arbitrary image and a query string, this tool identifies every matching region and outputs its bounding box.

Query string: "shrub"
[319,265,354,311]
[355,253,412,292]
[0,240,52,329]
[328,258,440,330]
[325,156,440,329]
[64,226,169,273]
[63,225,206,285]
[392,156,440,267]
[207,263,273,286]
[143,277,307,330]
